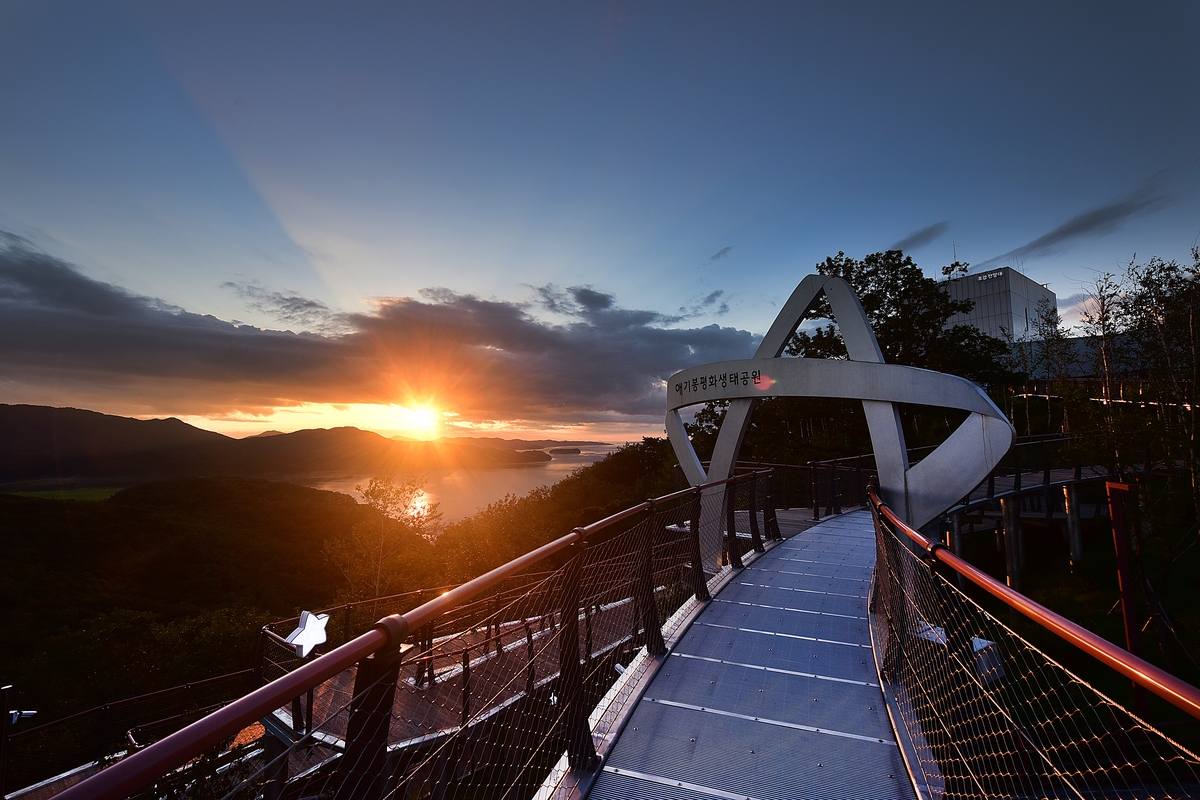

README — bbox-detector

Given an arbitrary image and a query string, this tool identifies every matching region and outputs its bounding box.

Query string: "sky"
[2,2,1199,440]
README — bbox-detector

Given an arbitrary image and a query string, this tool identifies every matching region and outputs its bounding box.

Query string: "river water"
[303,445,616,522]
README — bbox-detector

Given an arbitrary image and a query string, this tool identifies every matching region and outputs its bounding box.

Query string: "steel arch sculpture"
[666,274,1012,564]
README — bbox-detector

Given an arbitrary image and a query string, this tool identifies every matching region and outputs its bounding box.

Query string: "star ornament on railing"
[666,274,1013,534]
[286,610,329,658]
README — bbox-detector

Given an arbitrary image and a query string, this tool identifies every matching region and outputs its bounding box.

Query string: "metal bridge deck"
[589,509,914,800]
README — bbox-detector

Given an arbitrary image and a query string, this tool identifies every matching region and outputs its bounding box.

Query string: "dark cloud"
[0,238,759,422]
[974,183,1172,271]
[891,221,950,252]
[708,246,733,262]
[677,290,729,318]
[222,280,347,333]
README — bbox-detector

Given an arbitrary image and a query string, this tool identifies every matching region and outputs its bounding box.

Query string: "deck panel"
[589,509,915,800]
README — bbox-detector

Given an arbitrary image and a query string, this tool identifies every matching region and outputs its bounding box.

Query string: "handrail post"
[764,471,782,541]
[810,465,821,521]
[725,480,746,568]
[254,627,267,685]
[557,539,599,770]
[748,474,765,553]
[1000,497,1022,595]
[0,684,10,799]
[460,648,471,726]
[336,644,407,800]
[688,489,711,601]
[637,507,669,656]
[1064,484,1083,568]
[261,731,288,800]
[830,466,842,515]
[1107,482,1147,715]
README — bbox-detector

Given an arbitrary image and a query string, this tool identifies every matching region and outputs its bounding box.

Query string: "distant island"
[0,405,557,491]
[548,447,581,454]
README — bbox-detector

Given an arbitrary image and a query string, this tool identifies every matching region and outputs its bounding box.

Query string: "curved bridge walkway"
[589,509,914,800]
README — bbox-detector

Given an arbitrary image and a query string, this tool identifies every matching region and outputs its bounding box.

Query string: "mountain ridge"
[0,404,554,489]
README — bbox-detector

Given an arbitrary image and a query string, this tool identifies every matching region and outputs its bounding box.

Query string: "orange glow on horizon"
[168,402,662,443]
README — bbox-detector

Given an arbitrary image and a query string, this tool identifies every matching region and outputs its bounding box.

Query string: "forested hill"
[0,404,550,488]
[0,439,677,720]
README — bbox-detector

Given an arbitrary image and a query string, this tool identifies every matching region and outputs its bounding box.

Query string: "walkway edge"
[867,568,940,800]
[538,532,786,799]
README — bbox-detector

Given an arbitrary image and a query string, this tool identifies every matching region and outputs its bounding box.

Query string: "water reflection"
[303,446,615,522]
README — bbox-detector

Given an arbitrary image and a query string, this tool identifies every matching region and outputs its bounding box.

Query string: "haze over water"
[306,445,616,523]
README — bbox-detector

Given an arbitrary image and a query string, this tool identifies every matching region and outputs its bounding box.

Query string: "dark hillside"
[0,441,678,722]
[0,477,437,716]
[0,404,550,487]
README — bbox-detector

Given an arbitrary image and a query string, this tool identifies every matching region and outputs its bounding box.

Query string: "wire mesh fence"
[76,473,774,800]
[871,501,1200,799]
[4,670,257,793]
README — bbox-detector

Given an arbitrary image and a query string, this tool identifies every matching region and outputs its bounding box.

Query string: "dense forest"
[0,439,677,722]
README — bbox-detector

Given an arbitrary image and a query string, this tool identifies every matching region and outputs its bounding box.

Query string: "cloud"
[708,246,733,262]
[676,290,729,318]
[0,237,759,423]
[974,182,1172,271]
[891,221,949,252]
[222,280,347,334]
[1056,291,1090,327]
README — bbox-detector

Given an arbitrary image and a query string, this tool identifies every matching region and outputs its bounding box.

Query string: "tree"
[1122,250,1200,523]
[793,250,1013,385]
[323,475,442,602]
[1079,271,1128,469]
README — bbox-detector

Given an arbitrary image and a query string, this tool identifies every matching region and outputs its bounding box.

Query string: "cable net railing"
[870,497,1200,799]
[50,471,775,800]
[3,670,257,793]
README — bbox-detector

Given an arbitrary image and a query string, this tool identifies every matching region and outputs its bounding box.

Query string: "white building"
[943,266,1056,340]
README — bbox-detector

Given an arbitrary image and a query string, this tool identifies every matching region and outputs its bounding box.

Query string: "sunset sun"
[398,404,440,434]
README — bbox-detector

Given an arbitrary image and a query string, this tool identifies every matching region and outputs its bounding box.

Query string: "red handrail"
[55,470,770,800]
[868,487,1200,720]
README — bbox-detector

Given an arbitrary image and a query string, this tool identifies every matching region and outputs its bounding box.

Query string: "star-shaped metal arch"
[667,274,1013,561]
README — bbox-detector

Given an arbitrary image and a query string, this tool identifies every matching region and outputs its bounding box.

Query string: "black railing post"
[557,539,599,770]
[688,489,711,601]
[525,622,535,695]
[637,507,669,656]
[254,628,267,685]
[336,645,407,800]
[811,466,821,521]
[726,480,746,568]
[262,732,288,800]
[748,474,765,553]
[0,684,10,799]
[415,624,435,688]
[830,466,842,515]
[460,648,471,727]
[1044,443,1053,520]
[764,471,782,541]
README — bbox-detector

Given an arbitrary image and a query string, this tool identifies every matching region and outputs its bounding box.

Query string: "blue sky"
[2,2,1199,438]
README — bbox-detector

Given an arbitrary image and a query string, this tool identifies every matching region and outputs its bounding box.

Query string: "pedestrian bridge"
[40,466,1200,800]
[590,509,912,800]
